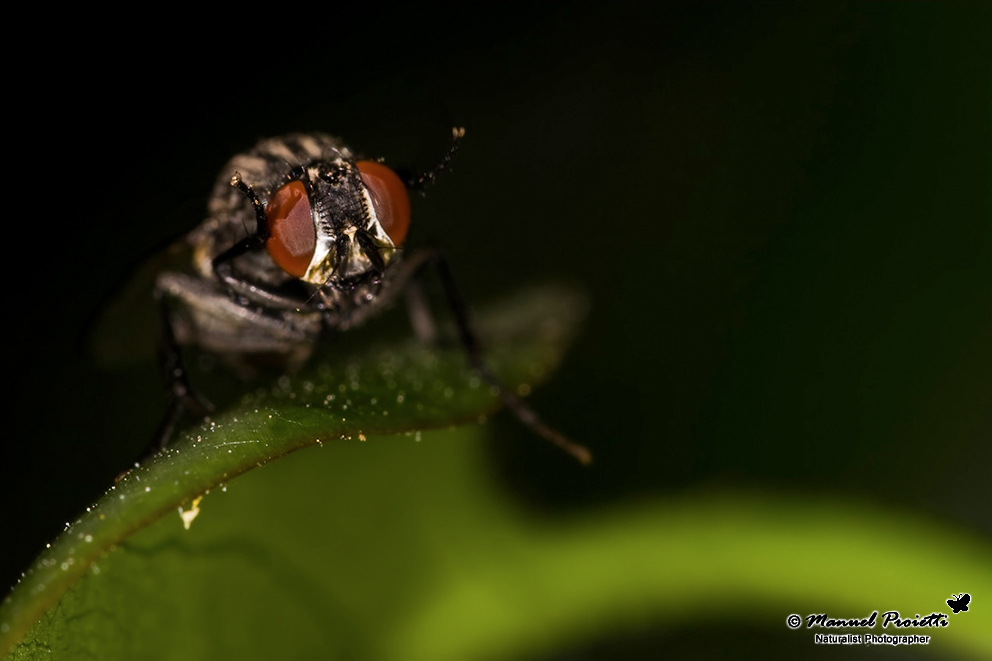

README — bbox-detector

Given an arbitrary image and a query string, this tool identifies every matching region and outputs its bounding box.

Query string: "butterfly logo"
[946,593,971,614]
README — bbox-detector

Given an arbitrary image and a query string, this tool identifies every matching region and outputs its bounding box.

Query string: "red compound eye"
[265,180,315,277]
[356,160,411,245]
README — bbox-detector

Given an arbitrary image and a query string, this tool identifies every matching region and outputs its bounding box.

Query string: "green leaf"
[0,284,588,658]
[5,430,990,660]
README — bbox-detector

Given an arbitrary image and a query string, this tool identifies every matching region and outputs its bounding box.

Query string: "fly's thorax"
[207,134,353,231]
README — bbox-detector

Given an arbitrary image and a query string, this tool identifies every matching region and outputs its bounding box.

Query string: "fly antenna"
[407,127,466,193]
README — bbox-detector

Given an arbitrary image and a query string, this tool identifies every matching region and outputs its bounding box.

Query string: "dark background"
[3,3,989,658]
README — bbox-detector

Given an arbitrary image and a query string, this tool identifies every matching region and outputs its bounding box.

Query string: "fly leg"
[403,278,438,346]
[116,289,214,478]
[406,249,592,465]
[149,289,213,455]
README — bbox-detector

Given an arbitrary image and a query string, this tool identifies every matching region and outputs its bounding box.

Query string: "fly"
[145,129,591,465]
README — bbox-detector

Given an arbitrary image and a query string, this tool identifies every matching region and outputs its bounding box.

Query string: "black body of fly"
[149,129,591,465]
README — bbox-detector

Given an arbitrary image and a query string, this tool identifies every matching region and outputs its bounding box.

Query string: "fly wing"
[87,238,194,368]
